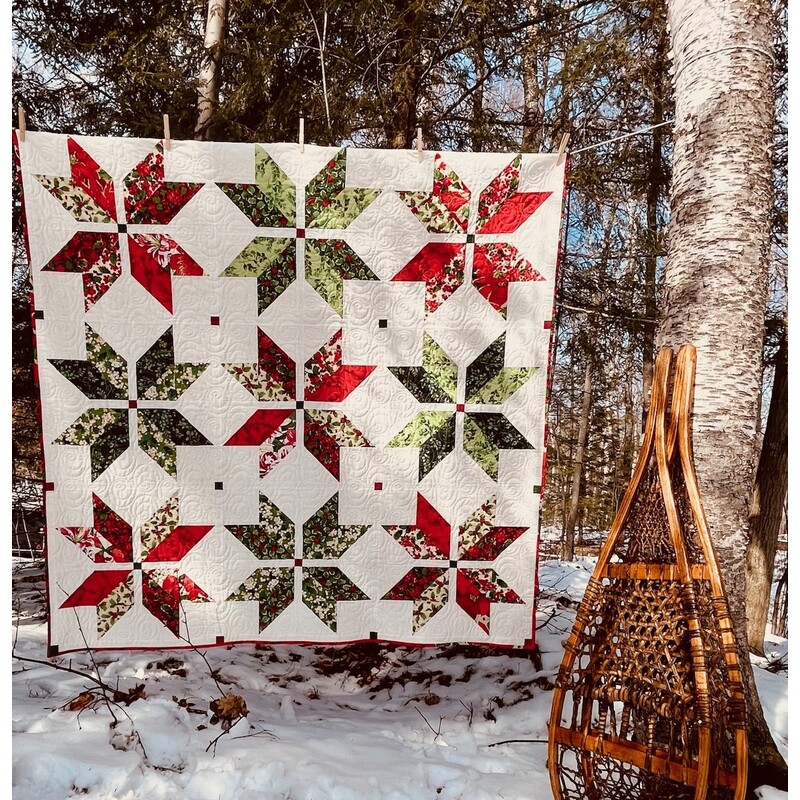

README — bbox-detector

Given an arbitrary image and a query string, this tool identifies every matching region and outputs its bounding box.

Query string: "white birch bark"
[661,0,783,774]
[195,0,228,140]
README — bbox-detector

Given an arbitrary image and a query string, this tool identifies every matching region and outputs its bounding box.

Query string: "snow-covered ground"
[11,557,789,800]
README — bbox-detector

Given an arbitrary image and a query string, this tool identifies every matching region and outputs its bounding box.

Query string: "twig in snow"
[70,602,121,724]
[415,707,443,740]
[205,722,277,756]
[487,738,549,747]
[13,651,124,694]
[67,607,150,761]
[536,605,563,630]
[13,597,150,763]
[178,609,226,696]
[459,700,474,727]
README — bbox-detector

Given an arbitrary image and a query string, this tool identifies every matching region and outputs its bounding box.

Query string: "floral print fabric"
[20,132,563,651]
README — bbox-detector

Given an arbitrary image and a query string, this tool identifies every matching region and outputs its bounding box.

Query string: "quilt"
[16,131,565,653]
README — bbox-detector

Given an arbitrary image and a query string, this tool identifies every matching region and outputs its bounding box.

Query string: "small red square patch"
[374,482,383,491]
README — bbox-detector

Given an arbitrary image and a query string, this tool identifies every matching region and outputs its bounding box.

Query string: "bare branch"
[303,0,332,130]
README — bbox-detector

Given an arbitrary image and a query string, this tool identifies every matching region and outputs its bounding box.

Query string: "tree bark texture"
[562,355,592,561]
[745,329,787,654]
[661,0,785,785]
[383,1,425,148]
[770,563,787,638]
[521,0,545,152]
[195,0,228,140]
[640,19,667,427]
[470,40,487,152]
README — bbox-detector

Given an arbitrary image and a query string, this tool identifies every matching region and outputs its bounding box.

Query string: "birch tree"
[659,0,786,785]
[195,0,228,139]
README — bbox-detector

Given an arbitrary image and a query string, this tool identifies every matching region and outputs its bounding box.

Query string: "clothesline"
[17,104,674,161]
[569,120,674,155]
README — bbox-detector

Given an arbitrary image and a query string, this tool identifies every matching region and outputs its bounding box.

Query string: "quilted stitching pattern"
[19,133,564,651]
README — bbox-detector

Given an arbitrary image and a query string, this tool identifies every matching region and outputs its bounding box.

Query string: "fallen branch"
[13,652,129,697]
[487,738,549,747]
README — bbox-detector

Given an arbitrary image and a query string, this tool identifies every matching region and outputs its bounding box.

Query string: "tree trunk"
[521,1,544,152]
[745,328,787,654]
[470,41,487,152]
[562,355,592,561]
[382,1,425,148]
[195,0,228,140]
[660,0,786,787]
[770,559,787,638]
[640,21,667,428]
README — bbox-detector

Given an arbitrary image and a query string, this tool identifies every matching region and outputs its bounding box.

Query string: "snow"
[755,790,790,800]
[751,635,790,763]
[11,556,789,799]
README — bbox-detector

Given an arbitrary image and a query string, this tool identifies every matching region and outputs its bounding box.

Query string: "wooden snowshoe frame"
[547,345,748,800]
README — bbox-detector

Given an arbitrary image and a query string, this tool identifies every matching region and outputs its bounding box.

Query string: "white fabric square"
[342,280,426,366]
[339,448,419,525]
[177,446,260,525]
[20,132,564,650]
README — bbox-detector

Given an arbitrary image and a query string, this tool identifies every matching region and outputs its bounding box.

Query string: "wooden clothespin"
[299,117,305,153]
[417,127,423,163]
[163,114,171,151]
[556,132,570,165]
[18,104,26,143]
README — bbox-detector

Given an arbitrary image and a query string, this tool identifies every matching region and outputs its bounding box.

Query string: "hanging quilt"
[16,131,565,653]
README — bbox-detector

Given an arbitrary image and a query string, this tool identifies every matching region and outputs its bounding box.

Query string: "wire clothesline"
[569,120,674,155]
[16,104,673,163]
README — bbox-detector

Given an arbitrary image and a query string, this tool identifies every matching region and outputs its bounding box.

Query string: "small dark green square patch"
[466,233,475,244]
[117,223,127,234]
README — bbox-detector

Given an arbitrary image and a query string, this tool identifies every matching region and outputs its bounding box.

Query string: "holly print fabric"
[18,132,564,653]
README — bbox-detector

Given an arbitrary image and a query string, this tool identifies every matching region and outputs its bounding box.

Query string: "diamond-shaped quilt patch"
[21,132,564,651]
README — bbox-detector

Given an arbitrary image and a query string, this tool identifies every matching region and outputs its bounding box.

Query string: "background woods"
[11,0,684,543]
[12,0,788,783]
